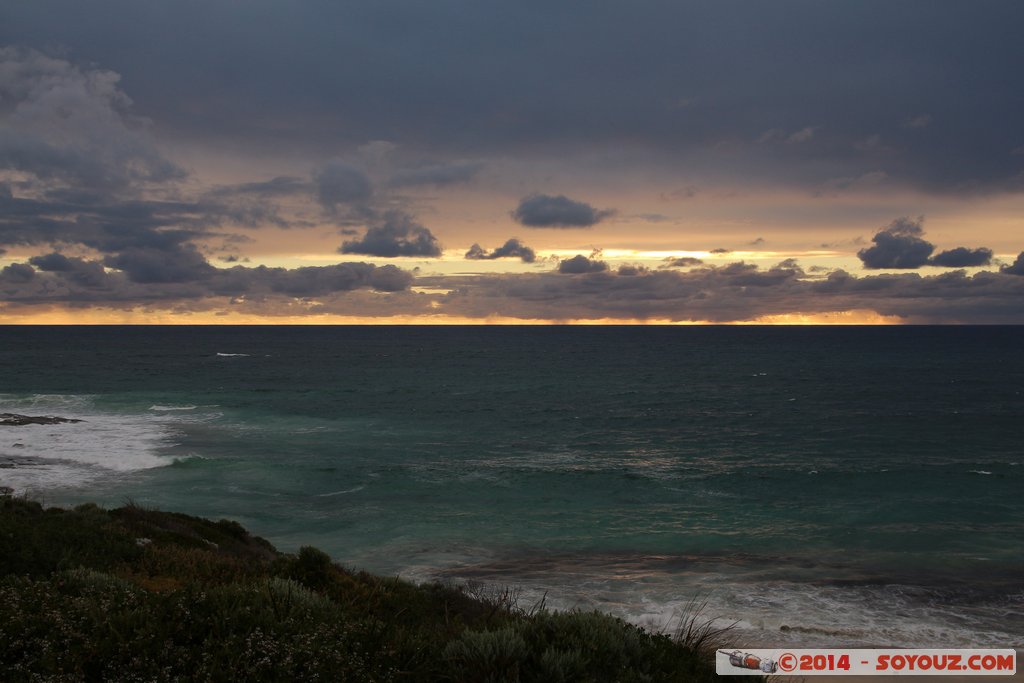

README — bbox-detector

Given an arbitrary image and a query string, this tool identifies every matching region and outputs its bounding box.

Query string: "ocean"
[1,326,1022,649]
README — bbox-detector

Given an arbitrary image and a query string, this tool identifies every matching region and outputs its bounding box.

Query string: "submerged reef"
[0,413,83,426]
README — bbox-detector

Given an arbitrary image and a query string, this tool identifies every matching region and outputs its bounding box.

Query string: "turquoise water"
[2,326,1022,647]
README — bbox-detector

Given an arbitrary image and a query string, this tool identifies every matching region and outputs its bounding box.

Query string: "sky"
[2,1,1024,324]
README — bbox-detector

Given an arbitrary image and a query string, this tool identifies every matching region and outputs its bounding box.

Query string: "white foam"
[423,554,1022,649]
[216,352,250,357]
[0,394,200,493]
[607,579,1024,649]
[316,485,366,497]
[149,404,197,412]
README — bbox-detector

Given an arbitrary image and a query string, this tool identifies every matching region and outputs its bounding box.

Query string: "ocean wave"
[423,548,1024,649]
[0,393,97,412]
[316,485,366,497]
[0,394,203,493]
[215,352,250,357]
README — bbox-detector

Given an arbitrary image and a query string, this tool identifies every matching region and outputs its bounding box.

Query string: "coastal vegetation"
[0,495,743,682]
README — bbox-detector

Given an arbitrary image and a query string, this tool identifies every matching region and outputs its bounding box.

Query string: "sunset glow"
[2,4,1024,323]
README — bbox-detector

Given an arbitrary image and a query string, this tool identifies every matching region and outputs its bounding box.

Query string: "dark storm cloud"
[339,210,442,257]
[0,48,185,191]
[0,190,214,250]
[858,217,934,269]
[27,252,75,272]
[421,261,1024,324]
[929,247,993,268]
[388,161,483,188]
[464,238,535,263]
[0,47,425,310]
[512,195,613,228]
[7,248,1024,323]
[0,49,259,258]
[0,255,414,304]
[314,161,373,209]
[103,244,215,284]
[1001,253,1024,275]
[558,254,608,274]
[0,263,35,283]
[7,3,1023,192]
[712,260,802,287]
[28,253,109,287]
[858,217,995,270]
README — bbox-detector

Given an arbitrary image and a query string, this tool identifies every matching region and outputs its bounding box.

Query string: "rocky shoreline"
[1,414,82,494]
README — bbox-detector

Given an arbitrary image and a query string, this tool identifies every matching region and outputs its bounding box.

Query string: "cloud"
[616,264,649,276]
[6,5,1024,193]
[266,263,412,295]
[1001,252,1024,275]
[339,210,442,257]
[103,244,215,284]
[929,247,993,268]
[661,256,704,268]
[0,50,263,267]
[28,252,109,287]
[314,160,373,208]
[0,262,35,283]
[858,217,996,270]
[511,194,613,228]
[7,248,1024,323]
[211,176,309,197]
[0,47,184,191]
[0,253,415,305]
[0,190,212,251]
[558,254,608,274]
[858,216,934,269]
[464,238,535,262]
[27,252,75,272]
[415,261,1024,324]
[388,161,483,188]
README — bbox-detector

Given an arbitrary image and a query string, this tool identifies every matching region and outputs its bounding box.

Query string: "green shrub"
[0,498,141,576]
[444,626,529,682]
[0,499,739,683]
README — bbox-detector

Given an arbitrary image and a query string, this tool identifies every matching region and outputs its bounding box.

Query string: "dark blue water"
[2,326,1022,647]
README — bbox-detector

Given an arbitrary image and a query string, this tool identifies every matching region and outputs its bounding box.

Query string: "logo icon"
[722,650,779,674]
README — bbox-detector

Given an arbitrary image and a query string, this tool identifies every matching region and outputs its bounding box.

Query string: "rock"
[0,413,83,426]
